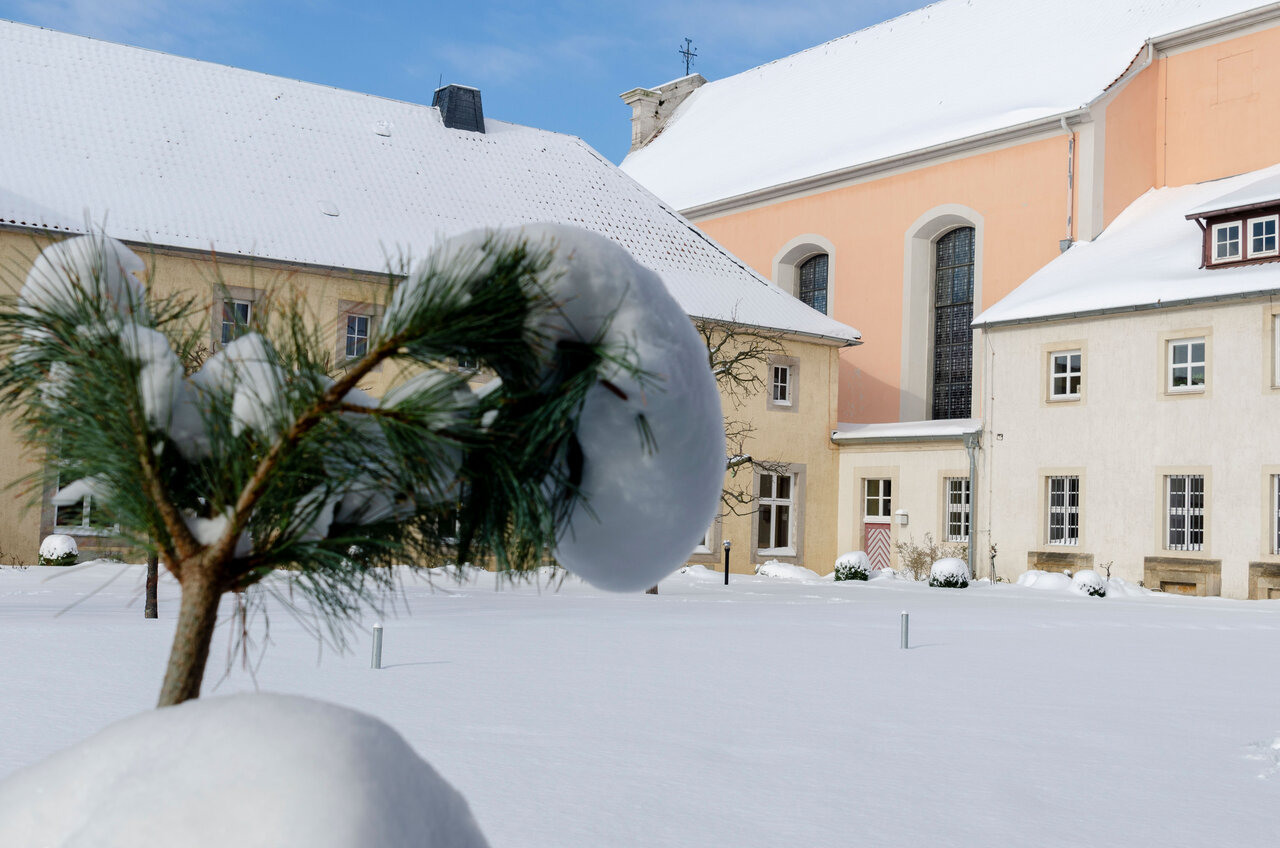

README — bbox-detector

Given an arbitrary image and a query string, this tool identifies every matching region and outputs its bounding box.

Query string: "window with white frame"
[1049,350,1082,399]
[1273,475,1280,555]
[1212,222,1242,263]
[757,472,794,552]
[1168,337,1206,392]
[693,522,714,554]
[221,299,251,344]
[864,478,892,520]
[1249,215,1278,259]
[1046,475,1079,546]
[771,364,791,405]
[345,314,370,359]
[52,481,115,534]
[944,477,970,542]
[1165,474,1205,551]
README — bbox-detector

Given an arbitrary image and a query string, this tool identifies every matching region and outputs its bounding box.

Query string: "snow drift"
[0,693,489,847]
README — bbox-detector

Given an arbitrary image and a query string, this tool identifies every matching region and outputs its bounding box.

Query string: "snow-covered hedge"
[37,534,77,567]
[928,557,969,589]
[834,551,871,581]
[1071,570,1107,597]
[0,694,490,847]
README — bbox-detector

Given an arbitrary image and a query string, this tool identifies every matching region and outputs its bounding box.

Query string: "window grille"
[1166,474,1205,551]
[798,254,828,314]
[1047,476,1079,545]
[932,227,974,419]
[1274,475,1280,555]
[945,477,970,542]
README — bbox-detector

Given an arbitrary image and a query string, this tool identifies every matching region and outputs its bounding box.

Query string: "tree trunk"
[144,551,158,619]
[157,570,221,707]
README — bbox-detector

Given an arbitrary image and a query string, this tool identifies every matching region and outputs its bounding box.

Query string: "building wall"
[1102,62,1160,228]
[835,441,980,575]
[982,297,1280,599]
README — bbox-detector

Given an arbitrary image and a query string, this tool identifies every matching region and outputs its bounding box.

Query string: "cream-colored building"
[0,21,860,571]
[974,165,1280,599]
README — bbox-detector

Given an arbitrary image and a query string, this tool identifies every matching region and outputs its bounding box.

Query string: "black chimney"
[432,85,485,133]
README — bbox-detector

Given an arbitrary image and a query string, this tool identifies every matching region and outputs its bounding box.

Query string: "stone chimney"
[432,84,485,133]
[619,74,706,152]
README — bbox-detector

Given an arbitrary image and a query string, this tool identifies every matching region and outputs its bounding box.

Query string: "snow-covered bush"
[0,229,723,705]
[1071,569,1107,597]
[895,533,966,580]
[37,534,77,567]
[929,557,969,588]
[834,550,871,581]
[0,694,490,847]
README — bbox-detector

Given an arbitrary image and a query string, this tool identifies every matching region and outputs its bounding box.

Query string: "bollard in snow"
[900,611,909,650]
[371,623,383,669]
[723,539,731,585]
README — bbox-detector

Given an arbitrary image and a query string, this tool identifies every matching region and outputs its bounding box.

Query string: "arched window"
[932,227,974,419]
[798,254,828,314]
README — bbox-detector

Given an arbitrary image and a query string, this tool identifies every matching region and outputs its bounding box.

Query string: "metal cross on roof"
[679,37,697,75]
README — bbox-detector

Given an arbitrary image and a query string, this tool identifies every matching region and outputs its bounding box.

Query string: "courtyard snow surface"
[1,563,1277,846]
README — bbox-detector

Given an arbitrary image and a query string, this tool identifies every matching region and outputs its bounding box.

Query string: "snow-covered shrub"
[0,694,490,847]
[1071,570,1107,597]
[37,534,77,567]
[929,557,969,588]
[895,533,966,580]
[834,550,871,581]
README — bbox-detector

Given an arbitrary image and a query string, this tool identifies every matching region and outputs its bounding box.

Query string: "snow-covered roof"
[974,164,1280,327]
[0,20,860,345]
[832,418,981,442]
[1184,172,1280,217]
[620,0,1269,212]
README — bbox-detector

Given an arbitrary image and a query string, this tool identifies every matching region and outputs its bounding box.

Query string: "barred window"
[1165,474,1205,551]
[944,477,970,542]
[1047,476,1079,545]
[1274,475,1280,555]
[798,254,828,314]
[932,227,974,419]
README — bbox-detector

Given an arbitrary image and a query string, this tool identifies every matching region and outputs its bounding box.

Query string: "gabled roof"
[973,163,1280,327]
[620,0,1270,212]
[0,20,860,345]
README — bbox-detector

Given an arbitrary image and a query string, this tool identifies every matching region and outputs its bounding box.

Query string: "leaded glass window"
[798,254,828,314]
[932,227,974,419]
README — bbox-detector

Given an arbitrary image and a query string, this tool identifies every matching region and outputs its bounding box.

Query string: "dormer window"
[1249,215,1278,258]
[1211,222,1241,263]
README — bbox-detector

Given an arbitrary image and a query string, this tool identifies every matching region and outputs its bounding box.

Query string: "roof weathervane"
[679,37,698,75]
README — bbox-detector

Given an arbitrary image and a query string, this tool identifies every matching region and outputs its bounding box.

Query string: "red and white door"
[863,478,893,571]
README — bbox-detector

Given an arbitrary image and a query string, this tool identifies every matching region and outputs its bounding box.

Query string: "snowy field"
[1,562,1278,847]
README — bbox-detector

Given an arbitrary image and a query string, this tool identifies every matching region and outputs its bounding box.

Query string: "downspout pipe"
[1060,117,1074,249]
[964,431,981,580]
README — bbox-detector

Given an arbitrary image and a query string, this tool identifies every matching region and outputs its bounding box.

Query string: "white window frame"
[1273,475,1280,556]
[1046,475,1080,546]
[863,478,892,522]
[1211,221,1242,264]
[1247,214,1279,259]
[52,480,117,537]
[693,522,713,555]
[757,472,795,554]
[1167,337,1206,393]
[944,477,970,542]
[1049,349,1082,400]
[345,313,370,359]
[771,364,792,406]
[1165,474,1205,552]
[221,299,251,345]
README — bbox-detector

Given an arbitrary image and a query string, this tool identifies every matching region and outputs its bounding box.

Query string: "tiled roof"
[0,20,860,344]
[621,0,1269,212]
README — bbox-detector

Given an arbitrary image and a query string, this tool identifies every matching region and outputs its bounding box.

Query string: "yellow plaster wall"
[692,136,1071,425]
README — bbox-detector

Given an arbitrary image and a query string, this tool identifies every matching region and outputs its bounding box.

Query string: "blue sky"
[1,0,927,163]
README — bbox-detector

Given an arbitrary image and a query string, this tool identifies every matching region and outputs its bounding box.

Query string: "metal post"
[722,540,731,585]
[900,611,909,650]
[371,623,383,669]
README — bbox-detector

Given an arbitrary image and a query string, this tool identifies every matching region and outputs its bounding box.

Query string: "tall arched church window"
[798,254,828,314]
[932,227,974,419]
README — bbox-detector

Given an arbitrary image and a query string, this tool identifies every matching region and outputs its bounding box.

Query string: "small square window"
[1248,215,1279,259]
[1049,350,1082,399]
[864,478,892,519]
[1212,222,1242,263]
[771,365,791,405]
[1168,337,1206,392]
[221,299,251,344]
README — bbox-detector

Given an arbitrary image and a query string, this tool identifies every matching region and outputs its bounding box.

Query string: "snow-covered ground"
[1,562,1278,846]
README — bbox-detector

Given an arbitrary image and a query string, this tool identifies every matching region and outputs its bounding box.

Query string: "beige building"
[0,21,860,571]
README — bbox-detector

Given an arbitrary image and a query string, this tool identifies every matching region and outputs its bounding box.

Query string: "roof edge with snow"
[832,418,982,443]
